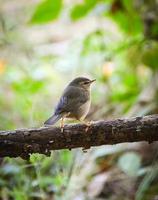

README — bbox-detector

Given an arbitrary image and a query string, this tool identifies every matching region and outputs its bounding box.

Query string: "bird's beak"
[89,79,96,83]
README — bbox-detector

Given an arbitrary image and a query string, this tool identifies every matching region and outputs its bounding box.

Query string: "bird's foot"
[84,121,93,132]
[60,117,65,133]
[60,126,64,133]
[82,148,88,153]
[82,145,90,153]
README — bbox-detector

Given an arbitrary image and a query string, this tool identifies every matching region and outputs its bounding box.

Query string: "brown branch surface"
[0,115,158,159]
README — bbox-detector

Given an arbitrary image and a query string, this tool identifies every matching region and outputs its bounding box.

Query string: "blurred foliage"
[31,0,63,24]
[0,0,158,199]
[0,151,73,200]
[106,0,143,35]
[118,152,141,176]
[70,0,99,20]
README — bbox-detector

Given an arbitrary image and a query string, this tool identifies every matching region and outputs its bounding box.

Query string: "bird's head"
[69,77,96,90]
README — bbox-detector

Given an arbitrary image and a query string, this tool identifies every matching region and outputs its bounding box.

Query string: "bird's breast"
[77,100,91,120]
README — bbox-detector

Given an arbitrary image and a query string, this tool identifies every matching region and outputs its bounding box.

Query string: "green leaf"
[30,153,46,164]
[152,24,158,38]
[11,188,28,200]
[122,0,134,13]
[59,150,72,165]
[81,30,106,55]
[142,43,158,70]
[12,79,45,94]
[53,174,66,187]
[110,11,142,35]
[106,0,143,36]
[71,5,88,20]
[118,152,141,177]
[30,0,62,24]
[71,0,98,20]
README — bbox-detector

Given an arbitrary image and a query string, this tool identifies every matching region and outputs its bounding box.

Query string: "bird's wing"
[54,86,89,115]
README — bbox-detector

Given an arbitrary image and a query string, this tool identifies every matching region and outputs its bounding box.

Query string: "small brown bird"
[44,77,95,130]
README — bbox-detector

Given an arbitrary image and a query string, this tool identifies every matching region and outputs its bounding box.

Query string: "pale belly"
[77,100,91,120]
[65,100,91,120]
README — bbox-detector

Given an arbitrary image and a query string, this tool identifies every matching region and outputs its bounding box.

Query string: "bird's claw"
[82,148,88,153]
[61,126,64,133]
[82,145,90,153]
[85,121,93,132]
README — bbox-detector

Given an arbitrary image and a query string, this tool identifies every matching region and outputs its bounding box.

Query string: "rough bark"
[0,115,158,159]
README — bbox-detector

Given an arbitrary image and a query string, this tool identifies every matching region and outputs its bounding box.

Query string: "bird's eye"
[83,81,89,85]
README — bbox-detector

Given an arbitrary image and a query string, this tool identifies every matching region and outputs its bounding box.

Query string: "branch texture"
[0,115,158,159]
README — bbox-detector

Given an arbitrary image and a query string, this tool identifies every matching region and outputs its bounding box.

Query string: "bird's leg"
[85,121,92,132]
[60,112,70,132]
[60,117,65,133]
[79,119,93,132]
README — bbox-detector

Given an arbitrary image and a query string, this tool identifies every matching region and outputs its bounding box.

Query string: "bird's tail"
[44,114,61,126]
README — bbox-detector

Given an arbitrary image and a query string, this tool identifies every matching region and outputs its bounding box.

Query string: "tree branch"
[0,115,158,159]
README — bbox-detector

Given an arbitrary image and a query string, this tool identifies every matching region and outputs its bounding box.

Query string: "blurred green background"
[0,0,158,199]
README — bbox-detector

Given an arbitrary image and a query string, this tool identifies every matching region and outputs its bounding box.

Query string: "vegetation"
[0,0,158,199]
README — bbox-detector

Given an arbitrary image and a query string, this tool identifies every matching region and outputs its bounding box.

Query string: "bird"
[44,77,96,131]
